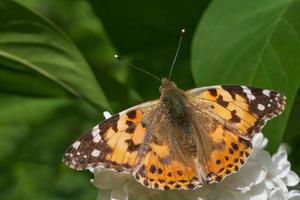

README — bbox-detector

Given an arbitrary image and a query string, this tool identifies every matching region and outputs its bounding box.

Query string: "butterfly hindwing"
[203,121,252,183]
[134,136,201,190]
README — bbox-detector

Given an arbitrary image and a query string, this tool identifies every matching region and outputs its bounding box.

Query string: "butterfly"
[63,79,285,190]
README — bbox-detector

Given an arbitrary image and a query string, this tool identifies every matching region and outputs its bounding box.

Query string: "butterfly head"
[159,78,178,94]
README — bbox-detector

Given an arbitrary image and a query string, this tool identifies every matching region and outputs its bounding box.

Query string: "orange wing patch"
[103,110,146,169]
[63,105,156,172]
[134,142,201,190]
[206,125,252,183]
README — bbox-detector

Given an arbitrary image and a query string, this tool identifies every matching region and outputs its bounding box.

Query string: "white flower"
[255,143,300,200]
[90,112,300,200]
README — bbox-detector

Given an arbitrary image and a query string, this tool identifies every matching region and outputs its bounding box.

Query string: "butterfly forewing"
[187,85,286,139]
[63,100,159,172]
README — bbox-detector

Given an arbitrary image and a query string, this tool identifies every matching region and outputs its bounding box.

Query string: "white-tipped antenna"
[114,54,161,82]
[168,29,185,80]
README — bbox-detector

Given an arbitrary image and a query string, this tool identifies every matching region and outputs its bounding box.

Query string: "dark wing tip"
[267,90,286,118]
[63,144,85,170]
[62,126,100,171]
[246,89,286,137]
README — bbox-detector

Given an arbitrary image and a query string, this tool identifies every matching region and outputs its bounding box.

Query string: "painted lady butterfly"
[63,79,285,190]
[63,29,286,190]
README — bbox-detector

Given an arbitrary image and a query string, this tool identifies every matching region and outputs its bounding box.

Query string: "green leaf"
[284,89,300,174]
[192,0,300,151]
[0,94,71,124]
[0,66,67,97]
[0,0,110,110]
[0,95,98,200]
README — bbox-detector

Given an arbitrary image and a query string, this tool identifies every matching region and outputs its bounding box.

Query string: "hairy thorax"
[160,80,198,155]
[161,88,191,126]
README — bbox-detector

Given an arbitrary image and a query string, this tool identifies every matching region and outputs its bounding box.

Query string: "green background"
[0,0,299,199]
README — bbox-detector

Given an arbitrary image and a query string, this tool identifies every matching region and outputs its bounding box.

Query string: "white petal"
[270,148,291,179]
[283,171,300,187]
[248,184,268,200]
[111,184,128,200]
[210,190,239,200]
[273,178,289,194]
[270,188,284,200]
[181,187,210,200]
[252,133,263,147]
[261,138,268,149]
[96,190,112,200]
[220,160,266,192]
[264,179,276,190]
[103,111,112,119]
[272,162,291,180]
[278,144,289,154]
[126,177,155,197]
[167,190,197,200]
[254,150,272,170]
[92,169,115,190]
[264,180,275,190]
[89,168,95,173]
[253,133,268,149]
[285,190,300,200]
[272,150,288,168]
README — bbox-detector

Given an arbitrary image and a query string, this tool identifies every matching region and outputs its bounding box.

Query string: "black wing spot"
[231,142,239,150]
[125,139,140,152]
[216,95,229,107]
[208,89,218,97]
[127,110,137,119]
[149,165,156,173]
[230,110,241,123]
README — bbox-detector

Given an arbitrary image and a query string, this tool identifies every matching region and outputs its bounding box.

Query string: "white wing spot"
[83,155,87,158]
[242,86,256,100]
[72,141,81,150]
[92,128,100,137]
[258,104,265,111]
[247,93,256,100]
[267,103,271,107]
[77,152,80,155]
[93,134,101,143]
[91,149,100,157]
[103,111,112,119]
[263,90,270,97]
[242,86,252,94]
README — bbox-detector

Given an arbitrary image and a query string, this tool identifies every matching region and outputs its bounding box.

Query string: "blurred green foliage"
[0,0,299,199]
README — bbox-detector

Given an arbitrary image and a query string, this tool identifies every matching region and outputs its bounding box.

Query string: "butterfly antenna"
[114,55,161,82]
[168,29,185,80]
